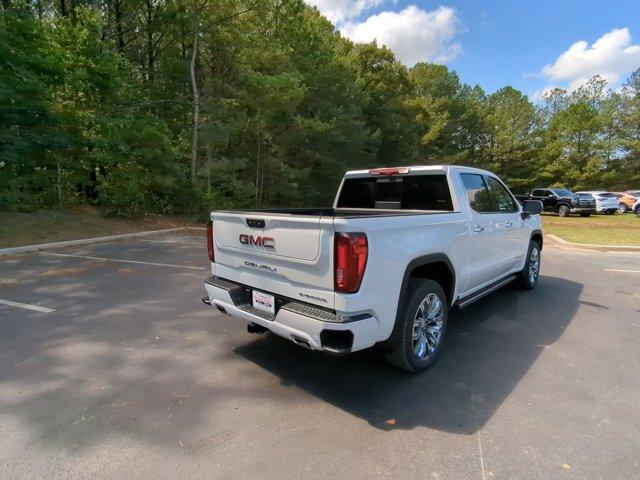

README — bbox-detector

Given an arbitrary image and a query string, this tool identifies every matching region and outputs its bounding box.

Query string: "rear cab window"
[336,174,454,211]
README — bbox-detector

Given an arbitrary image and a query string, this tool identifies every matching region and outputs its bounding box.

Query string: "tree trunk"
[189,17,199,184]
[57,159,62,208]
[255,134,261,203]
[258,162,265,205]
[145,0,155,81]
[113,0,125,52]
[206,143,212,196]
[59,0,67,16]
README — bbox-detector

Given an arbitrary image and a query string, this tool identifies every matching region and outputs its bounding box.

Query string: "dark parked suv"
[516,188,596,217]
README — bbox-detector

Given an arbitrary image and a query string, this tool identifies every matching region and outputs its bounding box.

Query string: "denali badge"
[239,234,275,248]
[244,261,277,272]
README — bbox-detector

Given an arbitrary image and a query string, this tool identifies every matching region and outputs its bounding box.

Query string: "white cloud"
[539,28,640,93]
[340,5,462,66]
[305,0,383,24]
[531,85,561,101]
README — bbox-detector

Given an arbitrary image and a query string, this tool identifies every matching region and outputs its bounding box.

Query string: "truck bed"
[214,207,456,218]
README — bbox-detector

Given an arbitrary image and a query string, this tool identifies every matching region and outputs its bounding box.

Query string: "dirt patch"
[39,262,103,277]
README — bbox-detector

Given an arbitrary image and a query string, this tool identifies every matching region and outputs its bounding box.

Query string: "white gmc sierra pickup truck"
[203,165,544,372]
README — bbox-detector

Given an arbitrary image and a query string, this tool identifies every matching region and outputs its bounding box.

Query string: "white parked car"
[203,166,544,372]
[634,198,640,217]
[575,191,619,214]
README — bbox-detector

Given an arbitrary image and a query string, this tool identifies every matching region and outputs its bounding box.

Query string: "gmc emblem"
[239,234,275,249]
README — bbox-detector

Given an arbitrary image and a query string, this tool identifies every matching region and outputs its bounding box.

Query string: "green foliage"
[1,1,639,218]
[97,163,151,217]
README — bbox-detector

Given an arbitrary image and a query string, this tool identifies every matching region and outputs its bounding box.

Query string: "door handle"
[505,221,513,228]
[473,225,485,233]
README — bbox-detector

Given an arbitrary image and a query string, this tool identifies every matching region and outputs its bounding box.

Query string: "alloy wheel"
[412,293,444,359]
[529,247,540,285]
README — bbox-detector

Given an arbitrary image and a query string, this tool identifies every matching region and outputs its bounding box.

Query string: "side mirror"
[523,200,543,215]
[548,193,555,198]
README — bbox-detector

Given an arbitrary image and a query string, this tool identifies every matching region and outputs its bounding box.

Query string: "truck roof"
[343,165,491,178]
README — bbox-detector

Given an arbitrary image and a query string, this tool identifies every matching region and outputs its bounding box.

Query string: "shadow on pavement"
[0,244,226,453]
[235,275,583,432]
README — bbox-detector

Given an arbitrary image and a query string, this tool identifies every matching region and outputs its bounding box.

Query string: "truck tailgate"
[212,212,335,308]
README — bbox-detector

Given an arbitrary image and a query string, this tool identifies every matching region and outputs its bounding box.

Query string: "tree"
[1,0,638,216]
[407,63,487,165]
[618,69,640,185]
[485,86,537,190]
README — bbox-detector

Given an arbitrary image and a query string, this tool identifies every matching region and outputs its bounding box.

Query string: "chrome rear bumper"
[203,276,378,354]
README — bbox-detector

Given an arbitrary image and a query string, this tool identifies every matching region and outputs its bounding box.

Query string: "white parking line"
[141,239,202,246]
[604,269,640,274]
[40,252,205,270]
[0,299,55,313]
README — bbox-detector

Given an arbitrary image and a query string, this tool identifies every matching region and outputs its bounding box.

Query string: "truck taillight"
[334,233,368,293]
[206,220,215,262]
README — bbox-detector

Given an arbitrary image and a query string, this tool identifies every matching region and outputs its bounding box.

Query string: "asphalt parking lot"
[1,231,639,480]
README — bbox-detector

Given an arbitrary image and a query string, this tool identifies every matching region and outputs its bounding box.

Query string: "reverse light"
[369,167,410,176]
[334,233,368,293]
[206,220,215,262]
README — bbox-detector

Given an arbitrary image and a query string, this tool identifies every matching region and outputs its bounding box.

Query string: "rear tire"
[517,240,541,290]
[558,205,570,217]
[385,279,448,373]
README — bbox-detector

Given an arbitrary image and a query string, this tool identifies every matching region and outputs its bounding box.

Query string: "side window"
[460,173,492,213]
[487,177,519,213]
[532,189,546,197]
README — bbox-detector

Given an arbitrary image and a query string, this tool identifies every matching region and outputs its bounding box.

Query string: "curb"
[545,233,640,253]
[0,227,189,256]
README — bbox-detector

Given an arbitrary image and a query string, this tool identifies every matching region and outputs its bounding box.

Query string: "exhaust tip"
[291,335,312,350]
[216,305,227,314]
[247,322,268,334]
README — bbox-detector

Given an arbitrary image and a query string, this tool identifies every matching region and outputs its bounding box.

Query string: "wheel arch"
[531,229,543,250]
[381,254,456,347]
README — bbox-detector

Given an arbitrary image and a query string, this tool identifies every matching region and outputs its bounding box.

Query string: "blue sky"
[306,0,640,98]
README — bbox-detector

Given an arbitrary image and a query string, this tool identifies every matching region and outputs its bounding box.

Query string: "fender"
[382,253,456,347]
[530,228,543,249]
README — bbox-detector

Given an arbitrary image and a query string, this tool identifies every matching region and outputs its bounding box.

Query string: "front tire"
[385,279,448,373]
[558,205,570,217]
[518,240,541,290]
[619,204,628,214]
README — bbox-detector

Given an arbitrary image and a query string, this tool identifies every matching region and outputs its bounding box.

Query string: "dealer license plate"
[252,290,275,315]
